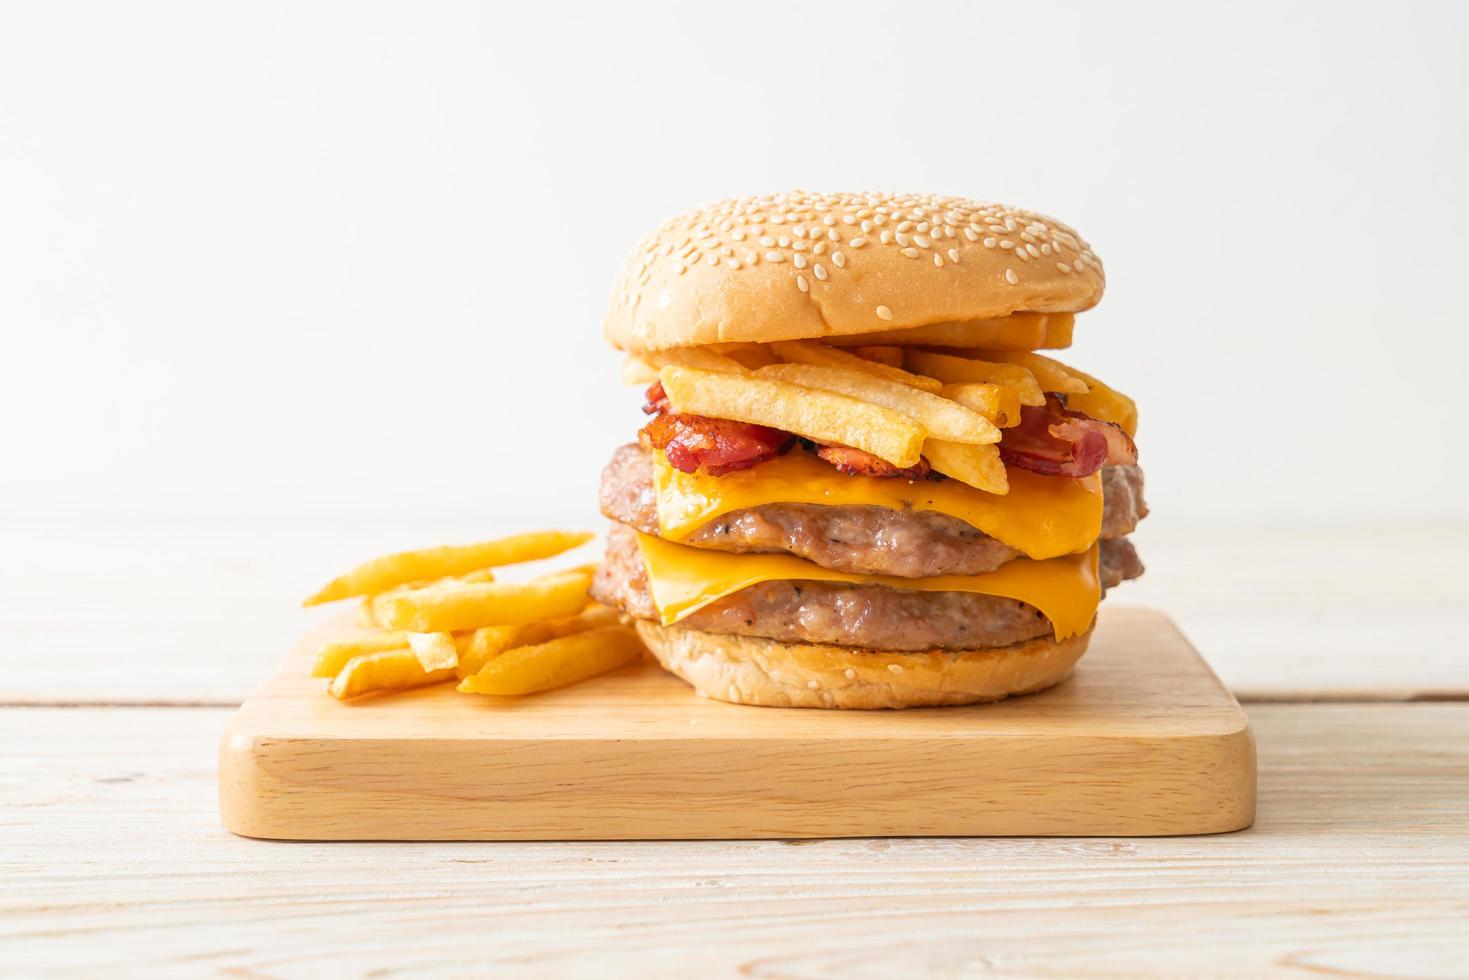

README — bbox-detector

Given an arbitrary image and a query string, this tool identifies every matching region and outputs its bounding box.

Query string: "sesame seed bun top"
[604,190,1105,353]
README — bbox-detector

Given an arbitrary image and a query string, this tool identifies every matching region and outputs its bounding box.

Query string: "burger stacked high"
[593,192,1146,709]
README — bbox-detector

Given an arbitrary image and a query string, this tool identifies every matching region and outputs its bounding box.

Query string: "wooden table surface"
[4,520,1468,977]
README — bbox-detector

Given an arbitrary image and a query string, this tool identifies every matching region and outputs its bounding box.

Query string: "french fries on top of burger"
[595,191,1146,709]
[303,530,645,701]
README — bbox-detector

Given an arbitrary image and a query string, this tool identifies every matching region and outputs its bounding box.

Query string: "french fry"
[1057,365,1138,435]
[658,365,926,468]
[707,343,779,370]
[903,351,1046,407]
[304,530,591,606]
[458,625,645,696]
[1041,314,1075,349]
[826,313,1060,351]
[756,363,999,445]
[312,630,412,678]
[970,350,1089,395]
[379,569,593,633]
[407,632,461,672]
[849,345,904,368]
[921,439,1009,494]
[457,604,621,678]
[770,340,942,393]
[940,383,1023,428]
[456,568,498,585]
[329,648,455,700]
[622,355,659,385]
[641,347,748,374]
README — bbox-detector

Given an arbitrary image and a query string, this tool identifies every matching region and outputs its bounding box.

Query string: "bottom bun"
[634,619,1094,710]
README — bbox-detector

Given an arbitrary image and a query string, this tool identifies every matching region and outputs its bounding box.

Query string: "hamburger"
[593,191,1145,709]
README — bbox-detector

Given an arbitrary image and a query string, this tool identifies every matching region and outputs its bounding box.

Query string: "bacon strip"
[999,393,1138,478]
[639,412,793,476]
[642,381,669,416]
[815,445,936,481]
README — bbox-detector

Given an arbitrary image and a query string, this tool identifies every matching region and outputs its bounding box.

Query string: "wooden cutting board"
[219,607,1254,840]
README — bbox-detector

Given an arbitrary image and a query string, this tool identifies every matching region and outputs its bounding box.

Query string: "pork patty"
[593,522,1143,652]
[599,444,1148,579]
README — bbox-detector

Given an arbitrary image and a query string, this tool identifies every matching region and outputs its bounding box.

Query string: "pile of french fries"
[303,530,644,701]
[624,315,1136,494]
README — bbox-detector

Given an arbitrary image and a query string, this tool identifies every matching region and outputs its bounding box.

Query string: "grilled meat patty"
[599,444,1147,579]
[593,522,1143,652]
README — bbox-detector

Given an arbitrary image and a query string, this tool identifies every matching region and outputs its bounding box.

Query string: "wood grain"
[4,520,1466,704]
[4,703,1466,977]
[217,608,1254,840]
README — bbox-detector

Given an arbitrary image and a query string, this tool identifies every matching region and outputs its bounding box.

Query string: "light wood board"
[218,607,1254,840]
[6,703,1467,977]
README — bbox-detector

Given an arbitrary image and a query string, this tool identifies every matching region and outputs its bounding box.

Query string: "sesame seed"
[894,231,912,247]
[828,228,839,242]
[1000,240,1015,249]
[963,227,979,242]
[793,254,808,269]
[823,214,837,226]
[1005,268,1019,284]
[723,257,740,269]
[842,214,856,225]
[705,253,719,265]
[860,220,874,233]
[897,220,913,232]
[1026,243,1040,257]
[875,305,893,320]
[832,251,846,268]
[844,668,857,680]
[850,237,867,248]
[913,234,931,248]
[1040,243,1052,255]
[933,253,944,267]
[916,221,930,233]
[879,230,893,245]
[759,236,775,247]
[983,237,996,248]
[778,236,791,247]
[900,247,920,258]
[797,274,809,292]
[765,251,785,263]
[1057,262,1073,273]
[813,263,828,280]
[948,248,960,263]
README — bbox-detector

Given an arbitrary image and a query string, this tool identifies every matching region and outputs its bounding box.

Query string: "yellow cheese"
[651,450,1101,560]
[636,532,1100,640]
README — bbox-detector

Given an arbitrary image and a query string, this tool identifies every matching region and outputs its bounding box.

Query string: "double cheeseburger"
[593,191,1145,709]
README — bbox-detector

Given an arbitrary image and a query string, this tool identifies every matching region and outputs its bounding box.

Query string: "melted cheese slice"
[636,532,1100,639]
[652,451,1102,560]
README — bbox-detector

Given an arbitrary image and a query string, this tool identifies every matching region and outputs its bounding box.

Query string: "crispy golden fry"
[658,365,925,468]
[312,630,412,678]
[622,355,659,385]
[329,648,455,700]
[848,345,904,368]
[770,339,942,392]
[921,439,1009,494]
[304,530,591,606]
[969,350,1089,395]
[826,313,1063,351]
[407,631,461,672]
[707,342,779,370]
[1057,365,1139,435]
[756,363,999,445]
[940,382,1023,428]
[379,569,593,633]
[1041,315,1074,349]
[456,568,498,585]
[457,604,621,678]
[458,625,645,696]
[903,351,1045,407]
[641,347,748,374]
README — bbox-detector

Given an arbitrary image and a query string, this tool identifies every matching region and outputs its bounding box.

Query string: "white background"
[4,1,1466,529]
